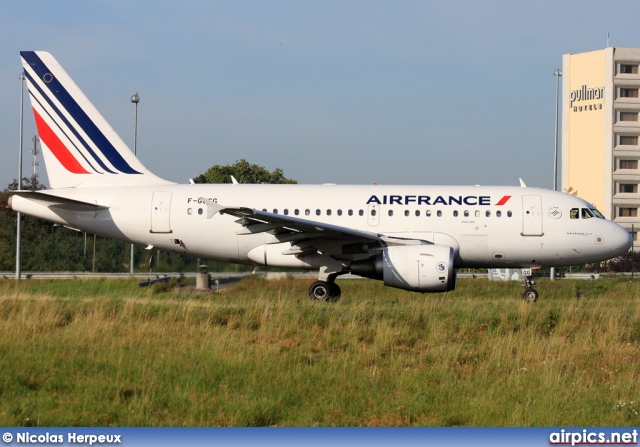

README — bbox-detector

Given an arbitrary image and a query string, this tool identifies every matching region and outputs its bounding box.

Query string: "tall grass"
[0,276,639,426]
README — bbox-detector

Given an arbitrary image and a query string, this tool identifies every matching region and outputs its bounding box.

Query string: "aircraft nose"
[611,224,633,254]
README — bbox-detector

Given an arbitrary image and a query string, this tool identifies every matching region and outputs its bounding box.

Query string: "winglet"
[519,178,527,187]
[200,197,224,218]
[231,176,239,185]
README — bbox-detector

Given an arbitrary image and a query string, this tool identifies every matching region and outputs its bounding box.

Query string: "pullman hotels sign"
[570,85,605,112]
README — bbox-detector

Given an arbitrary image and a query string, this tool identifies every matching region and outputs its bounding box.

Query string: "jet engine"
[351,244,456,292]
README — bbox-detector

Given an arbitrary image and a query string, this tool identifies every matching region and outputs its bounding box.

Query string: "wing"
[201,197,385,257]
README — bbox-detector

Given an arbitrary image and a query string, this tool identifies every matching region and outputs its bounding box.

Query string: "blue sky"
[1,1,640,188]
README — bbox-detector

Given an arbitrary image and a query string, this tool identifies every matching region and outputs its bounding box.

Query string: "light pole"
[130,92,140,274]
[16,72,25,281]
[553,69,563,192]
[551,68,563,281]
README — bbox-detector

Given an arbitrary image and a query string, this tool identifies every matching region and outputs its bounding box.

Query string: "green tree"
[192,159,297,184]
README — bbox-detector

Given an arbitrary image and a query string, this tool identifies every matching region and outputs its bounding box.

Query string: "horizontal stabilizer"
[10,191,109,211]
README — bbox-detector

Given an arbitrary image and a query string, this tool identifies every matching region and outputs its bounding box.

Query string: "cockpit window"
[570,207,606,219]
[581,208,594,219]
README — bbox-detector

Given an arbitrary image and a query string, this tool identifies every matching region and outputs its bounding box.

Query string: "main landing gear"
[308,274,342,302]
[521,275,539,303]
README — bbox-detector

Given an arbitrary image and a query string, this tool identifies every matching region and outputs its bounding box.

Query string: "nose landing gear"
[521,275,538,303]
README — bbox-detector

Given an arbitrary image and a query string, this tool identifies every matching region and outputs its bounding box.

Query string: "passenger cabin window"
[388,210,394,217]
[437,210,442,217]
[359,210,364,216]
[327,209,332,216]
[337,209,342,216]
[453,210,458,217]
[348,210,353,216]
[305,209,310,216]
[496,211,502,217]
[415,210,420,217]
[404,210,410,217]
[426,210,432,217]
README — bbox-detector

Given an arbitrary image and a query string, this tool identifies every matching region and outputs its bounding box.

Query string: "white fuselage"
[11,183,632,270]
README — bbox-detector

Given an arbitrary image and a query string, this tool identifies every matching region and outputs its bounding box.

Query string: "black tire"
[522,288,539,303]
[327,283,342,302]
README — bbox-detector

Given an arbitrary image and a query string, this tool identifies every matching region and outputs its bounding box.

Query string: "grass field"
[1,275,640,427]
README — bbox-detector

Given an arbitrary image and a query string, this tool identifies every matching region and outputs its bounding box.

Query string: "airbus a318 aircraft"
[9,51,633,302]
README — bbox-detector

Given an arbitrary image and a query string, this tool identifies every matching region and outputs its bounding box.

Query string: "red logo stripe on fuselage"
[495,195,512,206]
[33,108,90,174]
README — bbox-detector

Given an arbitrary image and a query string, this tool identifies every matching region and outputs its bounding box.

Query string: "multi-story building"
[562,47,640,243]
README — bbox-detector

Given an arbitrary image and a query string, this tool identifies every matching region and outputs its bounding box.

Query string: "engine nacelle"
[351,244,456,292]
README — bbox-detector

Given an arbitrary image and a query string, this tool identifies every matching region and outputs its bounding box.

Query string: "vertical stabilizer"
[20,51,173,188]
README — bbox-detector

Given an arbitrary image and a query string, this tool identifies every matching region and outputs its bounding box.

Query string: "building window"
[620,88,639,98]
[620,160,639,169]
[619,184,638,193]
[619,207,638,217]
[620,136,639,145]
[620,112,639,122]
[620,64,639,74]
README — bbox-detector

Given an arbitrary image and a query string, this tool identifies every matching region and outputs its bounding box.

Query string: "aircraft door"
[151,191,173,233]
[522,195,543,236]
[368,204,380,227]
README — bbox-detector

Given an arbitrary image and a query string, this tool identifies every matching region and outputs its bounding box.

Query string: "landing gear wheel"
[308,281,341,302]
[521,274,538,303]
[522,288,539,303]
[309,281,332,301]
